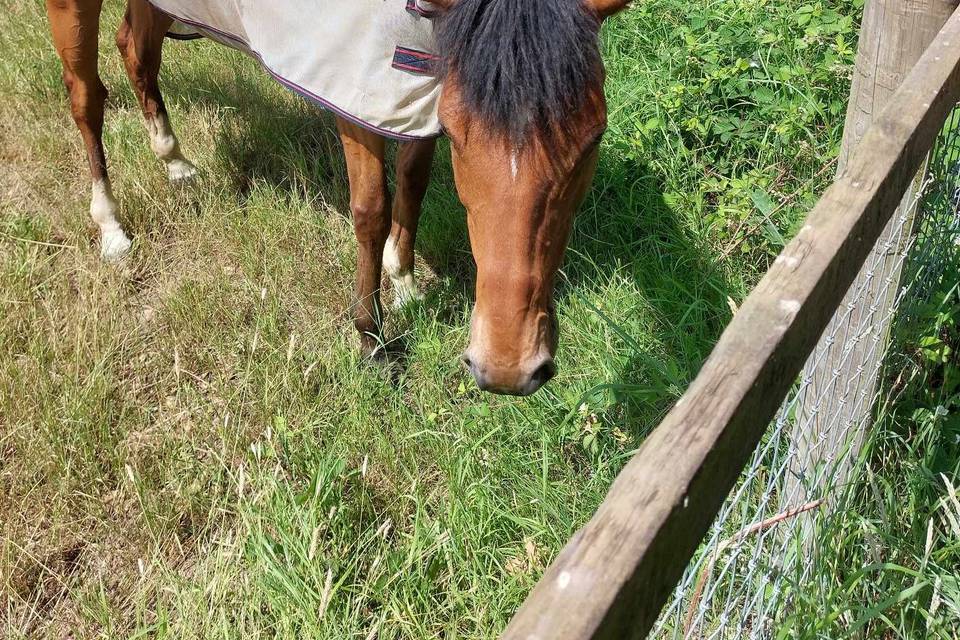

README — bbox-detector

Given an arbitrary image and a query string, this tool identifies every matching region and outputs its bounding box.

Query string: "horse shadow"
[158,51,733,429]
[559,153,732,433]
[158,51,353,212]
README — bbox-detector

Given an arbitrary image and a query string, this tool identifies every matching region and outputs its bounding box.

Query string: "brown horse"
[44,0,630,396]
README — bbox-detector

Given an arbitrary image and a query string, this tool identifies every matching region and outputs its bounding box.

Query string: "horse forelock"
[435,0,604,154]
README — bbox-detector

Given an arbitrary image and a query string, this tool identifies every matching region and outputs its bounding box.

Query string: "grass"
[2,0,954,637]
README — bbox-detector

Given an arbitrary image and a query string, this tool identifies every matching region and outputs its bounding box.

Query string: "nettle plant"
[614,0,860,260]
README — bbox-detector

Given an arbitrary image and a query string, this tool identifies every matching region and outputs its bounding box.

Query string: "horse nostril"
[463,354,494,392]
[526,359,557,394]
[533,360,556,384]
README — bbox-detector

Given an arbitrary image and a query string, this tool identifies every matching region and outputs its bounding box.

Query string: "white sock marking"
[166,158,198,183]
[146,114,198,184]
[90,180,132,261]
[383,237,421,308]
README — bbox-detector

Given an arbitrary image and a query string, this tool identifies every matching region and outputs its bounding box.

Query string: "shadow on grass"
[159,55,352,212]
[160,48,734,431]
[561,152,734,435]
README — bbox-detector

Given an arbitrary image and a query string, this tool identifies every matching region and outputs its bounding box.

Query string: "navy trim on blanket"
[392,46,438,75]
[405,0,438,19]
[165,31,204,41]
[145,1,442,142]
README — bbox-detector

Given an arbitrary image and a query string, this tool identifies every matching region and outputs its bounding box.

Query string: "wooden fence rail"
[500,8,960,640]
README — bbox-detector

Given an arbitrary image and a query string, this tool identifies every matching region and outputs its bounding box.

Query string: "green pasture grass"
[2,0,955,637]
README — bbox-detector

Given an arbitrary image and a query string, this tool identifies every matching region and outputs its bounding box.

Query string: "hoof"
[392,288,423,310]
[389,271,423,310]
[100,229,133,262]
[360,340,406,388]
[359,334,386,362]
[364,344,389,365]
[167,159,199,187]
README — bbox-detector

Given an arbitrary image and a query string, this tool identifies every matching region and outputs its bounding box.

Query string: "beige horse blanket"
[152,0,443,140]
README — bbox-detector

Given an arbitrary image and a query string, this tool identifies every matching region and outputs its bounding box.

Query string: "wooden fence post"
[787,0,958,505]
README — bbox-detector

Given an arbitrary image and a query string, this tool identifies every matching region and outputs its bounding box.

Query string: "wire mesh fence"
[648,106,960,639]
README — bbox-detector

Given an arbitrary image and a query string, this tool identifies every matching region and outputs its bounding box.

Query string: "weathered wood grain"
[500,9,960,640]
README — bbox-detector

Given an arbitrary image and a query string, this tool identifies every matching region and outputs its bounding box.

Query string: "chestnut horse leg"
[336,118,391,357]
[117,0,198,185]
[45,0,133,261]
[383,138,436,308]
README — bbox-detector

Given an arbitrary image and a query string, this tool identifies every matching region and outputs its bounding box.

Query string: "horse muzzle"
[461,352,557,396]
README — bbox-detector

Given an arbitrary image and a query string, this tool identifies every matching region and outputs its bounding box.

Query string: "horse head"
[432,0,630,395]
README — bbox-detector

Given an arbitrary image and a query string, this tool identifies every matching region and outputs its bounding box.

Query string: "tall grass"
[3,0,952,638]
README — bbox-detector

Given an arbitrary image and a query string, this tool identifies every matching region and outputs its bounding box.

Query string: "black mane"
[435,0,603,150]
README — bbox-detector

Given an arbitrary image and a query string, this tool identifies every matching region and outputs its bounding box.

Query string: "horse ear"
[584,0,631,19]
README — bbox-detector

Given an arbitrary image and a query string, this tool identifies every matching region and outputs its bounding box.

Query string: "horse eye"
[577,133,604,163]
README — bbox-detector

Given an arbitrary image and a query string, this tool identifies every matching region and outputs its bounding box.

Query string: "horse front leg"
[46,0,133,262]
[336,118,392,358]
[383,137,436,308]
[117,0,198,186]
